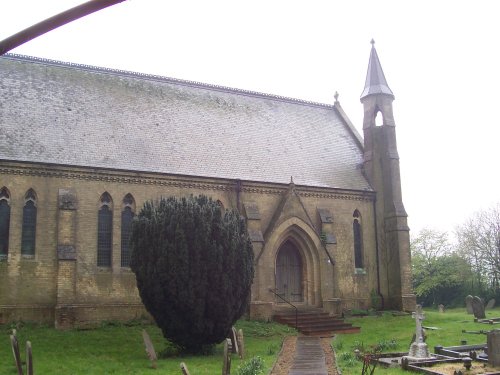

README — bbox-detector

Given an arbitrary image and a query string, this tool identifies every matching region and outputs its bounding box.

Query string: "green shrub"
[130,195,254,353]
[236,356,265,375]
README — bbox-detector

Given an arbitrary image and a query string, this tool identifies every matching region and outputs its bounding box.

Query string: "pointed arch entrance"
[276,240,303,303]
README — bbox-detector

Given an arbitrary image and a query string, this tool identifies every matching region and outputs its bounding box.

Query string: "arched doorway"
[276,240,303,303]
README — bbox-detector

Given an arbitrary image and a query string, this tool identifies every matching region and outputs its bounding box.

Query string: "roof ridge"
[3,53,335,109]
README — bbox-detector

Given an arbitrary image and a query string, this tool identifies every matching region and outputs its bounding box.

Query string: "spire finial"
[334,91,339,103]
[290,176,294,184]
[370,38,375,46]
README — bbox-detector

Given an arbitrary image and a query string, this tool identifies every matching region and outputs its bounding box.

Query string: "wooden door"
[276,241,303,303]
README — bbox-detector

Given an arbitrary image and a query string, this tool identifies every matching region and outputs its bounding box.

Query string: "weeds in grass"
[267,343,279,355]
[236,356,264,375]
[374,338,398,351]
[351,340,365,352]
[334,339,344,351]
[338,352,358,367]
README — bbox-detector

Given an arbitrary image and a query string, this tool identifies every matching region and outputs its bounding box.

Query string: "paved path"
[288,336,328,375]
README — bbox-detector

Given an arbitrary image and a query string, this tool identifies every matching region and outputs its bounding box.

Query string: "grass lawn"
[334,307,500,374]
[1,319,295,374]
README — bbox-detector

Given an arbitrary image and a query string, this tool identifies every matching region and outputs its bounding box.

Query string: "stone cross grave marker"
[412,305,425,344]
[10,332,23,375]
[487,329,500,366]
[222,338,232,375]
[142,329,158,369]
[465,295,474,314]
[230,326,239,356]
[180,362,191,375]
[26,341,33,375]
[438,304,445,313]
[472,296,486,319]
[236,329,244,360]
[408,304,430,358]
[486,299,496,310]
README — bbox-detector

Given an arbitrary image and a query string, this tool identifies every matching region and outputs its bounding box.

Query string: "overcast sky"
[2,0,499,240]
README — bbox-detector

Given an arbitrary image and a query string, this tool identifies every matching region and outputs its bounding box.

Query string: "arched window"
[97,192,113,267]
[353,210,364,269]
[0,187,11,260]
[21,189,37,256]
[121,193,135,267]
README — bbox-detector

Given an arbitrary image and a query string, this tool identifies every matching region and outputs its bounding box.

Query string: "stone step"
[274,310,360,336]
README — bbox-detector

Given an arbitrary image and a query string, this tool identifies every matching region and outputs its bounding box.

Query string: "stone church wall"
[0,161,379,326]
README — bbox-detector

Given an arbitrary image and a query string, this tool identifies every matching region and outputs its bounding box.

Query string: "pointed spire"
[360,39,394,100]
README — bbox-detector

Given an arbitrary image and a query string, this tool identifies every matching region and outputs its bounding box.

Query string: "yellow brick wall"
[0,162,380,325]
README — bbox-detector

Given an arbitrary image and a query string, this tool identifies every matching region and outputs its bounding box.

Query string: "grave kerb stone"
[487,329,500,366]
[180,362,191,375]
[236,329,244,360]
[10,334,23,375]
[26,341,33,375]
[142,329,158,369]
[222,338,232,375]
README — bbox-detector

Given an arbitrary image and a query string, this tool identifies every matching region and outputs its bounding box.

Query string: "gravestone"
[142,329,157,369]
[438,304,445,313]
[229,326,239,355]
[180,362,191,375]
[472,296,486,319]
[236,329,244,359]
[486,299,496,310]
[407,304,431,358]
[465,295,474,314]
[222,338,232,375]
[26,341,33,375]
[10,334,23,375]
[487,329,500,366]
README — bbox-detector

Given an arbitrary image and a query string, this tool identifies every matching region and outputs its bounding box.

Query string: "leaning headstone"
[222,338,232,375]
[236,329,244,360]
[438,304,445,313]
[26,341,33,375]
[487,329,500,366]
[180,362,191,375]
[230,326,239,355]
[472,296,486,319]
[486,299,496,310]
[407,304,431,358]
[10,334,23,375]
[465,295,474,314]
[142,329,158,369]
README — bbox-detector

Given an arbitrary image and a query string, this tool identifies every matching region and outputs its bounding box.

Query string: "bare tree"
[456,204,500,290]
[411,228,451,261]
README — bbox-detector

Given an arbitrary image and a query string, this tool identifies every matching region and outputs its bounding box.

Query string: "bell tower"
[360,40,416,311]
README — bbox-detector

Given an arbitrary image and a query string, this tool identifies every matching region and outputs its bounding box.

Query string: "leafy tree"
[411,228,472,306]
[130,195,254,353]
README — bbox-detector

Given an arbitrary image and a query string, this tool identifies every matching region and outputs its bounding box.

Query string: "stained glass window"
[97,193,113,267]
[353,210,363,269]
[21,196,37,256]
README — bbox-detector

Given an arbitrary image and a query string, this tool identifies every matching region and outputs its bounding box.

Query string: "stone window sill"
[355,268,366,275]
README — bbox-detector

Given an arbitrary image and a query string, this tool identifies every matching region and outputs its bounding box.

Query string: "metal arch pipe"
[0,0,127,56]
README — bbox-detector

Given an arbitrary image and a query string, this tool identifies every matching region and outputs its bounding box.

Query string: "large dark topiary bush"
[129,195,254,353]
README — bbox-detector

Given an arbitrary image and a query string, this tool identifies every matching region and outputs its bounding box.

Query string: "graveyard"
[335,303,500,375]
[4,303,500,374]
[0,319,294,374]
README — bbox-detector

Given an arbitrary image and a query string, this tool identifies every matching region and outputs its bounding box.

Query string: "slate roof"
[0,54,370,191]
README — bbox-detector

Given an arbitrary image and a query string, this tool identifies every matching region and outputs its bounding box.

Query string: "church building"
[0,43,415,328]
